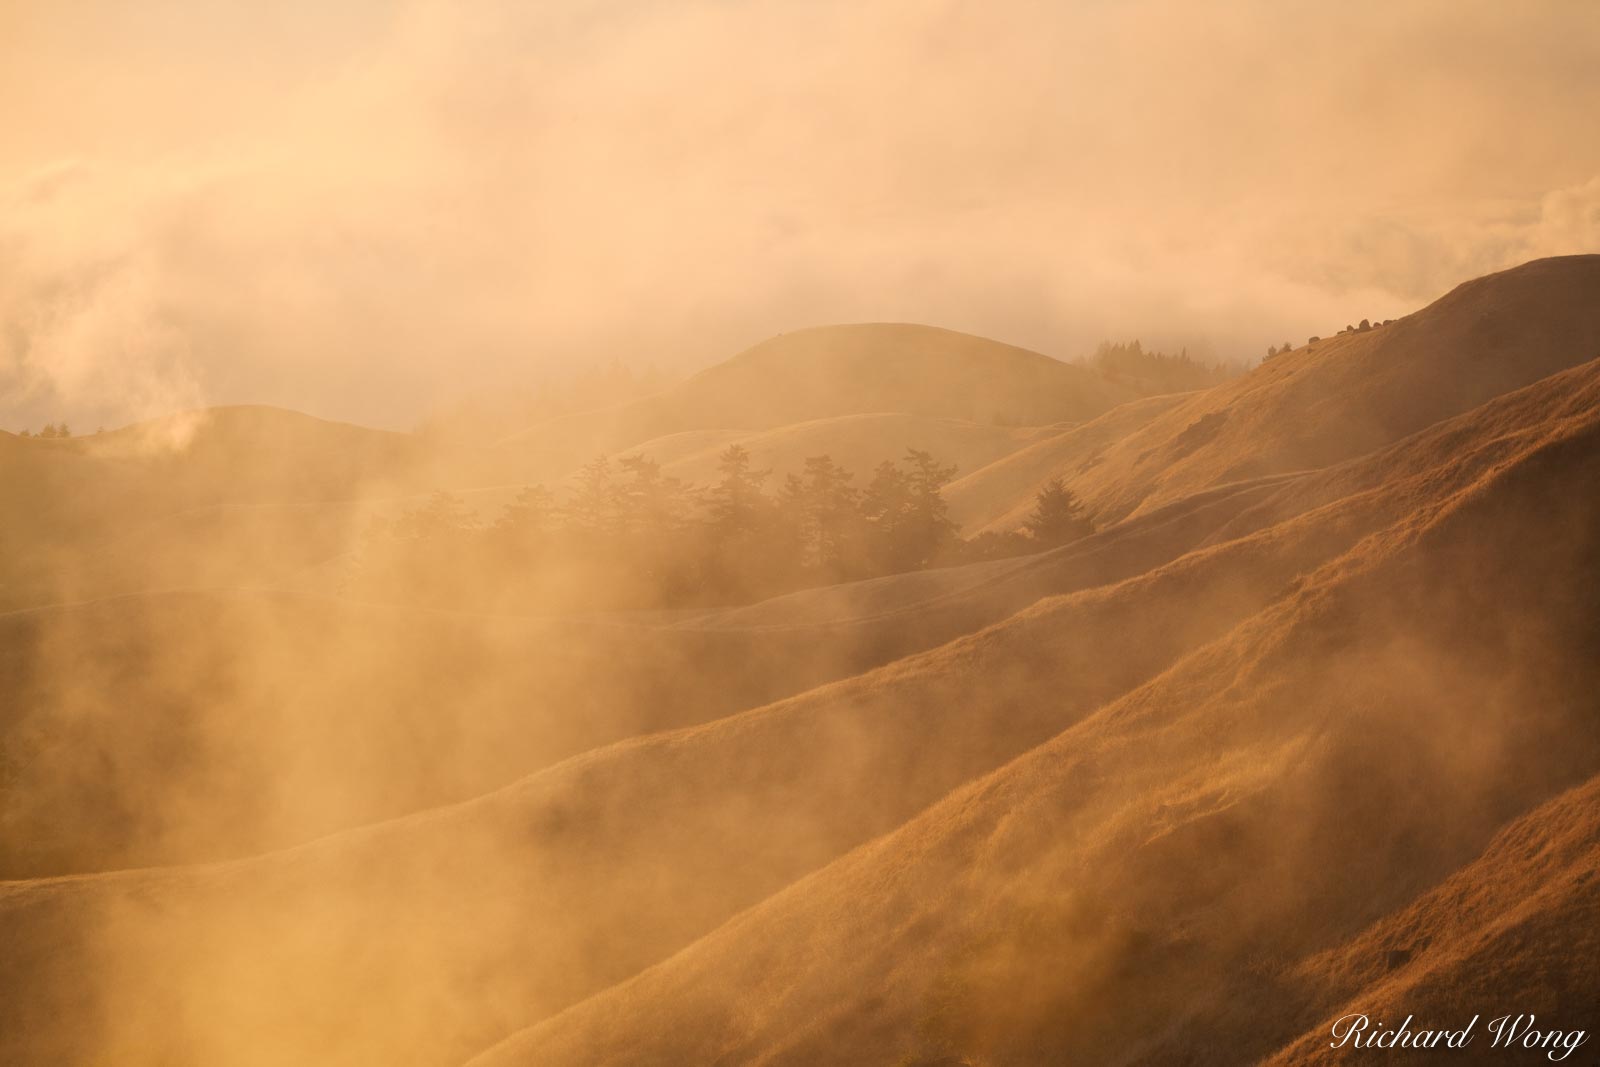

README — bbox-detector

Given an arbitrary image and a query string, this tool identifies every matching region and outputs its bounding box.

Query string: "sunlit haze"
[4,6,1600,1066]
[3,0,1598,429]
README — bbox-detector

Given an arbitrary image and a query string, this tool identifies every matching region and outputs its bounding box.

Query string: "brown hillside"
[1265,773,1600,1064]
[945,392,1188,533]
[471,364,1600,1067]
[12,354,1600,882]
[985,255,1600,531]
[6,352,1600,1066]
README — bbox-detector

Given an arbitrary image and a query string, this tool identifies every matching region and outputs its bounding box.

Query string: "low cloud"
[2,0,1597,431]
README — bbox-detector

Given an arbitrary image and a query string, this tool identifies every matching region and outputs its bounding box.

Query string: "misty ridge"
[351,334,1237,611]
[0,323,1232,613]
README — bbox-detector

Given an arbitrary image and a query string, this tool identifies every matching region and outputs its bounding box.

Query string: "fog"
[10,309,1600,1064]
[3,6,1600,1065]
[4,0,1599,430]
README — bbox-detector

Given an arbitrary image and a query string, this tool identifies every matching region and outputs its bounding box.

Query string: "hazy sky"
[3,0,1598,430]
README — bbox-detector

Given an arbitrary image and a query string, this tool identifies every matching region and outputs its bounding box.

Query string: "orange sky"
[3,0,1598,429]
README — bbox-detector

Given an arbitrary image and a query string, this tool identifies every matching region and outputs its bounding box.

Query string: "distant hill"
[1,406,421,529]
[0,328,1143,609]
[0,406,533,608]
[655,323,1135,428]
[0,407,429,607]
[502,324,1141,475]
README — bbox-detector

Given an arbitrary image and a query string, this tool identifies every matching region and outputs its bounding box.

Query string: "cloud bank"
[2,0,1597,430]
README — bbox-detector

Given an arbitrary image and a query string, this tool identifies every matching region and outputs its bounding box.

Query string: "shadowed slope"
[1265,774,1600,1064]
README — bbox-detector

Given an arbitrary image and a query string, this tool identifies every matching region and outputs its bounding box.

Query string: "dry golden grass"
[4,259,1600,1067]
[473,360,1600,1067]
[980,255,1600,530]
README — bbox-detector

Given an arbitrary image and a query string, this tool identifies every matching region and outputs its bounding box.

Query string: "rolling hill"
[0,328,1129,608]
[471,357,1600,1067]
[4,257,1600,1067]
[31,352,1593,881]
[944,392,1189,533]
[0,406,467,608]
[954,255,1600,533]
[501,324,1142,476]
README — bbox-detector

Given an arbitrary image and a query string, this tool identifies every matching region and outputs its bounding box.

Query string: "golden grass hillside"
[472,362,1600,1067]
[961,255,1600,534]
[21,357,1592,883]
[4,259,1599,1067]
[6,342,1600,1066]
[944,392,1190,533]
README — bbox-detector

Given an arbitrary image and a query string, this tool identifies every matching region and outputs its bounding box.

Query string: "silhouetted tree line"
[355,445,1098,610]
[1087,340,1236,392]
[16,423,72,438]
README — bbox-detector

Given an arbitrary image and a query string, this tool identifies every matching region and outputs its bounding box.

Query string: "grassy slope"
[5,261,1600,1066]
[944,392,1189,533]
[25,356,1595,880]
[473,369,1600,1067]
[974,255,1600,531]
[6,356,1599,1066]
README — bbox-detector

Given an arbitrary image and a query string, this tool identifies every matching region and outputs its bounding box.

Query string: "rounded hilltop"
[686,322,1137,429]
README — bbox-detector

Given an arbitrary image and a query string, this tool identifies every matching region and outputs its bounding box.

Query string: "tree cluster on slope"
[15,423,72,438]
[355,446,1097,610]
[1086,340,1237,392]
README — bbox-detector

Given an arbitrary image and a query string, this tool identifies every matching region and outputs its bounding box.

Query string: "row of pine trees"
[15,423,72,438]
[356,445,1095,611]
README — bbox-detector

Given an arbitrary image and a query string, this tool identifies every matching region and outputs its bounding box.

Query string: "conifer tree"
[1023,477,1094,547]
